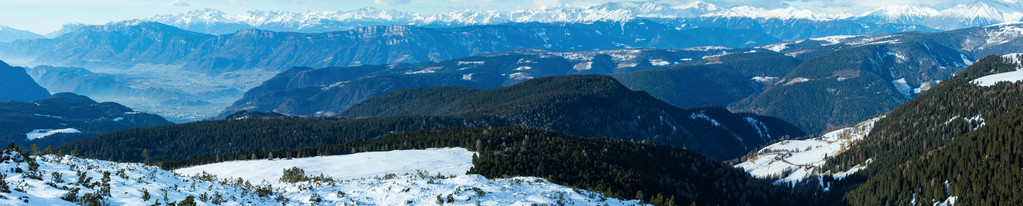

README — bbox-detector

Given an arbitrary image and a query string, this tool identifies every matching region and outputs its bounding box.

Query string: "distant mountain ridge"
[0,92,172,147]
[0,25,43,42]
[219,48,799,118]
[139,0,1023,37]
[2,20,778,74]
[0,60,50,102]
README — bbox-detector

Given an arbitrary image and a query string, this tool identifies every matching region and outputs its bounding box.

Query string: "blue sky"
[0,0,990,34]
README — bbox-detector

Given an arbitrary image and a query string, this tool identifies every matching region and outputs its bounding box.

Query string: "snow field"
[175,148,475,184]
[735,116,883,183]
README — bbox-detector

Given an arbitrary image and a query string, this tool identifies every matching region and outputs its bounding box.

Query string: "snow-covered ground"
[735,116,883,183]
[24,128,80,140]
[0,147,644,205]
[175,148,475,184]
[0,153,269,205]
[972,70,1023,86]
[972,53,1023,87]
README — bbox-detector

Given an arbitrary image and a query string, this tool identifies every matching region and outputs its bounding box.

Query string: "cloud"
[374,0,412,5]
[169,0,190,7]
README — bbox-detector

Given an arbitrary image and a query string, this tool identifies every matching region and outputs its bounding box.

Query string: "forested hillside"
[341,75,806,160]
[731,42,967,133]
[0,93,171,147]
[844,104,1023,205]
[815,54,1023,205]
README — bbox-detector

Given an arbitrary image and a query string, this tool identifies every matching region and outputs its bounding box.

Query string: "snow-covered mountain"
[0,147,643,205]
[141,0,1023,35]
[855,1,1023,30]
[0,25,43,42]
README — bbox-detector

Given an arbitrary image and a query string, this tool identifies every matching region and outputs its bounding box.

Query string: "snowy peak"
[587,1,719,18]
[856,1,1023,29]
[135,0,1023,35]
[705,6,837,20]
[859,5,939,21]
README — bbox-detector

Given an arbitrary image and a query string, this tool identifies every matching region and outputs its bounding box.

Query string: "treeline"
[58,115,510,163]
[823,55,1023,204]
[827,55,1023,178]
[340,75,806,160]
[161,127,815,206]
[844,106,1023,205]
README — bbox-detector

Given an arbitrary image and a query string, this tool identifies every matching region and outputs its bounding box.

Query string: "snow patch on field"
[25,128,81,140]
[736,116,883,183]
[758,43,788,52]
[892,78,913,99]
[649,59,670,66]
[752,76,779,84]
[513,66,532,71]
[462,73,474,81]
[783,77,810,86]
[176,148,474,184]
[574,62,593,71]
[405,66,442,74]
[508,72,533,81]
[457,61,485,65]
[810,35,859,46]
[616,63,638,68]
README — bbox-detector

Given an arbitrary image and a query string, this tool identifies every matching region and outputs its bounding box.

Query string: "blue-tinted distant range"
[1,0,1023,36]
[2,0,1023,205]
[0,0,1022,122]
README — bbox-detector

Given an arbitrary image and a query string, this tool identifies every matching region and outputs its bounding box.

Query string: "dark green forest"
[340,74,805,160]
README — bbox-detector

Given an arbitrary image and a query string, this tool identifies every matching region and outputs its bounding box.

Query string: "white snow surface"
[0,154,270,205]
[892,78,914,99]
[1,148,643,205]
[25,128,81,140]
[972,70,1023,86]
[736,116,883,183]
[972,53,1023,86]
[175,148,474,184]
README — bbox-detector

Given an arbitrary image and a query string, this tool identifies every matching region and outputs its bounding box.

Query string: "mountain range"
[64,75,805,162]
[220,47,787,117]
[140,0,1023,37]
[224,22,1009,134]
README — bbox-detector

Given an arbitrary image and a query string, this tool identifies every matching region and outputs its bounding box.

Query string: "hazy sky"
[0,0,995,34]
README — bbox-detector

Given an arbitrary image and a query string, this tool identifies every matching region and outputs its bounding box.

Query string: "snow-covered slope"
[0,152,270,205]
[735,116,883,183]
[0,147,641,205]
[173,148,644,205]
[175,148,474,184]
[972,53,1023,86]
